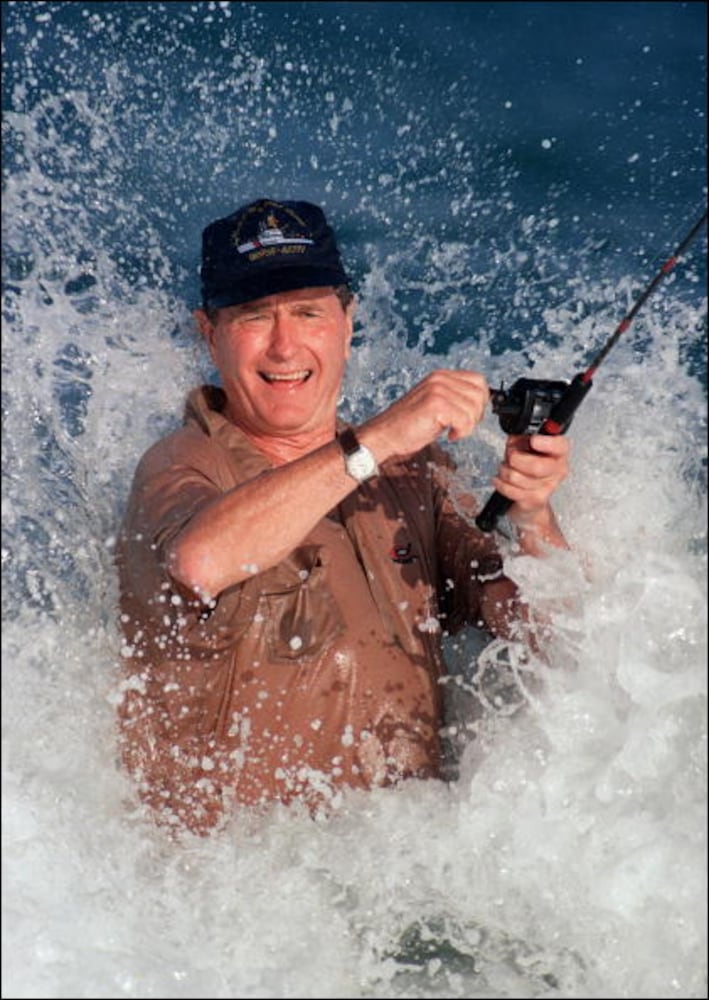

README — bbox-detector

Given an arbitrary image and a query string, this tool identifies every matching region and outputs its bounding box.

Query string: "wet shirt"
[116,386,503,829]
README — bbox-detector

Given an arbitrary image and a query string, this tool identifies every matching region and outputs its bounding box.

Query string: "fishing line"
[475,208,708,533]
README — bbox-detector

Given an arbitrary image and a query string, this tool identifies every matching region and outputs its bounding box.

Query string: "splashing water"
[2,3,707,998]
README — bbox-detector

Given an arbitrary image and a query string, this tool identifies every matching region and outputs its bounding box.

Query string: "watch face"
[347,447,377,481]
[339,429,378,481]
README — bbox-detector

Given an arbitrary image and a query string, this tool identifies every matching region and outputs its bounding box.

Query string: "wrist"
[337,427,379,483]
[356,418,396,467]
[509,504,568,553]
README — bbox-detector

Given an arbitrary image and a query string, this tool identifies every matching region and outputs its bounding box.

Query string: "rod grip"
[475,490,512,533]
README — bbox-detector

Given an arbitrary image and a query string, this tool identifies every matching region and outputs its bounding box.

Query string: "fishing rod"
[475,207,708,534]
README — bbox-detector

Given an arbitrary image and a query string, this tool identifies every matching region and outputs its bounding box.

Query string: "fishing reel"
[476,207,707,533]
[490,377,571,435]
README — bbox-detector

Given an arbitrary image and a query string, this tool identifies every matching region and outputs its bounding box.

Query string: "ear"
[343,296,356,360]
[194,308,218,358]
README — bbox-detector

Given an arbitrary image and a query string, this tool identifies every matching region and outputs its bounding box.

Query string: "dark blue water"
[3,1,707,347]
[2,4,707,999]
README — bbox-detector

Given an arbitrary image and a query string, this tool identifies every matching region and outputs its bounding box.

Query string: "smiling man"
[116,199,571,834]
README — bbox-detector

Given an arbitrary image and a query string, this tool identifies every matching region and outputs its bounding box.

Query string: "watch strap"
[337,426,362,457]
[337,427,378,482]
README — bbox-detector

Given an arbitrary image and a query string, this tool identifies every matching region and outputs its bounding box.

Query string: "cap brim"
[204,266,349,310]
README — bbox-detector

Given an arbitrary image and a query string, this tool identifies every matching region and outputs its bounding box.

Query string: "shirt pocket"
[260,545,344,662]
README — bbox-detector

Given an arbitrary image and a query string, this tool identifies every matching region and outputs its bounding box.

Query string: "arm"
[167,369,490,601]
[493,432,570,556]
[479,431,571,639]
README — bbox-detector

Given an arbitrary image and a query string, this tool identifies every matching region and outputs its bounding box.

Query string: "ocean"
[2,2,707,998]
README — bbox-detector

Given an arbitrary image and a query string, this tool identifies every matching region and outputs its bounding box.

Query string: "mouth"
[259,370,312,385]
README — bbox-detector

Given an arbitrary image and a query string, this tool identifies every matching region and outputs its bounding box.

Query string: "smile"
[259,370,312,384]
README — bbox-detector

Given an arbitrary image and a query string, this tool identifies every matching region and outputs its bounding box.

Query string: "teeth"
[262,371,310,382]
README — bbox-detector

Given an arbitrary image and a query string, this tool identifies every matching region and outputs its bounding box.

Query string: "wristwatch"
[337,427,379,483]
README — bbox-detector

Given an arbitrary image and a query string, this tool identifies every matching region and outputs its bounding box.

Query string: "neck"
[228,417,336,467]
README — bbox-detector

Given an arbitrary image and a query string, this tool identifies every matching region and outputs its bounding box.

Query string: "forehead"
[232,287,338,314]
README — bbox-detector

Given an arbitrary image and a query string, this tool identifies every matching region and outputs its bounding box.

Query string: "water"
[2,2,707,997]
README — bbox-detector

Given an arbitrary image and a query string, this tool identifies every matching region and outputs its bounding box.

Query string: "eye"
[240,310,270,323]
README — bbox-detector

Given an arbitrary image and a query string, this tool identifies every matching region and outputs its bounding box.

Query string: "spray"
[476,208,708,532]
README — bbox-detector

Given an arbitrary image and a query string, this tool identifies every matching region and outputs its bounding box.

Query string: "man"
[116,198,570,834]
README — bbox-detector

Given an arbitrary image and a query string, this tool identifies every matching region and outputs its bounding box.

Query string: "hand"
[492,433,570,526]
[362,369,490,461]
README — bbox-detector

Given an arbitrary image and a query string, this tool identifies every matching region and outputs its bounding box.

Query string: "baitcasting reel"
[476,207,707,532]
[490,377,571,435]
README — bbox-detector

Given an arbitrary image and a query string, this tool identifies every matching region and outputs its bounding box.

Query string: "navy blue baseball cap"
[200,198,351,309]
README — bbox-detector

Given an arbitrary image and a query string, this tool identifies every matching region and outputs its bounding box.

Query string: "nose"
[267,308,299,359]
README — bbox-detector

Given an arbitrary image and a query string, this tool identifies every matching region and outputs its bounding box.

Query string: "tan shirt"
[116,386,503,829]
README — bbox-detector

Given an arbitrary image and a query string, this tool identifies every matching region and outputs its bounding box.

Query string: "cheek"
[213,335,252,373]
[326,327,352,366]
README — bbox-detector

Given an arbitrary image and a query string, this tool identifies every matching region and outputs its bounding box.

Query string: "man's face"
[196,287,354,444]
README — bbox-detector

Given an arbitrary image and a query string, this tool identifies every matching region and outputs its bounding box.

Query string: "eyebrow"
[234,300,271,313]
[235,297,326,316]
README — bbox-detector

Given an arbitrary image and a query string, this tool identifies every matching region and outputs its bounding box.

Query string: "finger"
[495,455,568,502]
[505,433,570,455]
[505,438,569,477]
[527,434,571,456]
[425,369,490,400]
[417,371,489,439]
[491,472,557,509]
[504,451,566,483]
[494,465,555,495]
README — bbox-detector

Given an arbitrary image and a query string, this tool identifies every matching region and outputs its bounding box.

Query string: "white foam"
[2,6,707,998]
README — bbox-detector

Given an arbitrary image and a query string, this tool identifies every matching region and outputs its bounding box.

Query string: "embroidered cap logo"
[232,202,315,260]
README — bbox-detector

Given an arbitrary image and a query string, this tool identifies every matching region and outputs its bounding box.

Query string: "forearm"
[167,369,491,601]
[479,506,568,648]
[493,431,571,558]
[510,502,569,557]
[166,437,364,599]
[478,572,557,656]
